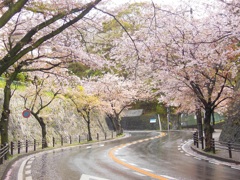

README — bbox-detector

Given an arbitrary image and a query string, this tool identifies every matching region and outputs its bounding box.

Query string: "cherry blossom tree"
[152,0,240,151]
[82,73,153,135]
[106,0,240,151]
[0,0,104,76]
[65,86,101,141]
[0,0,113,144]
[0,22,74,145]
[20,74,60,148]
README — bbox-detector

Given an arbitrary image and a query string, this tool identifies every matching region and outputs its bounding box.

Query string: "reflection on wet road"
[13,131,240,180]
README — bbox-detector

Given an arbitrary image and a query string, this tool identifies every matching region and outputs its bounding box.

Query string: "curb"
[191,144,240,165]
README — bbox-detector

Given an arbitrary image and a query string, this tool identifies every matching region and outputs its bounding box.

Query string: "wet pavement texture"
[3,131,240,180]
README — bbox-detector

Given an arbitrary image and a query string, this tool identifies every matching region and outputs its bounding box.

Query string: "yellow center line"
[109,132,168,180]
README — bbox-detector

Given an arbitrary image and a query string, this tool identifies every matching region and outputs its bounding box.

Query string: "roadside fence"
[0,143,8,164]
[0,131,116,165]
[193,131,240,159]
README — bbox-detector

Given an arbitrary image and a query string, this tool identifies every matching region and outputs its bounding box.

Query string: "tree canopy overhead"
[96,0,240,150]
[0,0,105,76]
[0,0,240,150]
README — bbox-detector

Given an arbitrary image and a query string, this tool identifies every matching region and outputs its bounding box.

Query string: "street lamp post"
[158,114,162,131]
[167,106,170,131]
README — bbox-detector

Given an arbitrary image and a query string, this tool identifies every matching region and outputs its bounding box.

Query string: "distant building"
[121,109,159,130]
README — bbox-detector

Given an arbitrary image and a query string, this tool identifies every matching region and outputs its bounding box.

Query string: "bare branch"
[0,0,28,29]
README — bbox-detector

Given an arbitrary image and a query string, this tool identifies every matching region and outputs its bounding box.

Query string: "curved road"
[4,131,240,180]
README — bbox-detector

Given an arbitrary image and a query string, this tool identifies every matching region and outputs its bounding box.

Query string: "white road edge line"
[129,163,138,166]
[161,175,177,179]
[17,155,34,180]
[25,170,31,175]
[120,159,126,161]
[133,172,146,176]
[141,168,154,172]
[182,140,240,168]
[231,166,240,170]
[194,157,202,160]
[25,176,32,180]
[209,161,220,165]
[80,174,109,180]
[25,165,31,169]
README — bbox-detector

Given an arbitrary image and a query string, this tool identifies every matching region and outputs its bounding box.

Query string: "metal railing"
[0,131,116,165]
[211,139,240,158]
[0,143,9,164]
[193,131,240,159]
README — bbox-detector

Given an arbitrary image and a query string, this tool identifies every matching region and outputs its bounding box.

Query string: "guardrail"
[0,131,116,165]
[0,143,8,164]
[193,131,240,159]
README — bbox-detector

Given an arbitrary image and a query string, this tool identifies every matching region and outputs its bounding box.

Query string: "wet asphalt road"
[5,131,240,180]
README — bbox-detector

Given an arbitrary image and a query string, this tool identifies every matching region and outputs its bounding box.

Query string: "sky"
[112,0,183,7]
[110,0,219,18]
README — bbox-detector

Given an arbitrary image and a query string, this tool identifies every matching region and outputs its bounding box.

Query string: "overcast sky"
[111,0,183,7]
[110,0,218,18]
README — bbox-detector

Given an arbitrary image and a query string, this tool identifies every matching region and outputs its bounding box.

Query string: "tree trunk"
[167,106,170,131]
[108,114,117,131]
[40,121,48,148]
[0,77,13,144]
[212,110,215,131]
[0,109,10,145]
[87,120,92,141]
[97,118,105,133]
[115,115,123,135]
[177,113,181,130]
[0,66,22,144]
[86,111,92,141]
[196,107,203,138]
[204,108,213,152]
[32,114,48,148]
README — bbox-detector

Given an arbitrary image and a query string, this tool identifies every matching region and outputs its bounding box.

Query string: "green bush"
[16,73,26,82]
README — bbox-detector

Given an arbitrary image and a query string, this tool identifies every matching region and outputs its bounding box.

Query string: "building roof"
[123,109,143,117]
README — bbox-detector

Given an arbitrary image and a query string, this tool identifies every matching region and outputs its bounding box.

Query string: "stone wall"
[0,89,109,142]
[219,121,240,143]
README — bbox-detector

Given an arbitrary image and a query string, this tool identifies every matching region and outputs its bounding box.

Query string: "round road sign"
[22,109,31,118]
